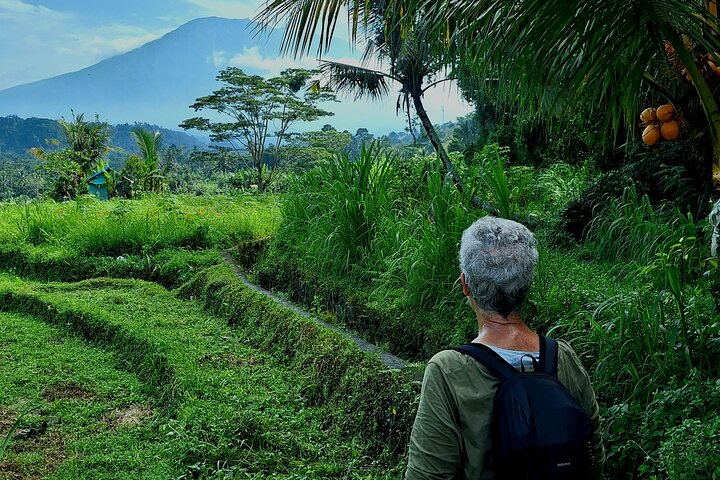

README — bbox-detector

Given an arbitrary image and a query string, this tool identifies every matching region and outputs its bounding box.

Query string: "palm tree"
[131,128,165,193]
[332,23,469,191]
[258,0,720,205]
[262,0,468,193]
[58,112,111,174]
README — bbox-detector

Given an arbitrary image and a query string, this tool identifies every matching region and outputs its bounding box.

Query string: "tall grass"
[324,143,394,268]
[280,143,395,278]
[584,185,701,267]
[275,143,599,350]
[1,194,280,257]
[378,164,475,311]
[477,144,513,219]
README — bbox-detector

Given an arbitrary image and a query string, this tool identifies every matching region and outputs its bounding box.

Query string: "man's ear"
[460,273,471,297]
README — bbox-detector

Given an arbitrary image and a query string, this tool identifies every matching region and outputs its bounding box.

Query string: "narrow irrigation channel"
[220,250,415,373]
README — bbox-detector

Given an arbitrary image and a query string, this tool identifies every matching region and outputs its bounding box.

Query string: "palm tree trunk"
[410,92,465,193]
[411,91,499,213]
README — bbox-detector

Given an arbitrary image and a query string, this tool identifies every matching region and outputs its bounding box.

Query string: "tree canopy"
[181,67,335,192]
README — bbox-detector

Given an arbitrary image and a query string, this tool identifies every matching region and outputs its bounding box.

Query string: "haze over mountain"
[0,18,280,131]
[0,17,471,136]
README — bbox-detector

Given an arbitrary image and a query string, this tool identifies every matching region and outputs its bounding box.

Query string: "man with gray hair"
[405,216,605,479]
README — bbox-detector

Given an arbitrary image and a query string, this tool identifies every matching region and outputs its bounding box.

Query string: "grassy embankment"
[0,194,278,284]
[0,273,415,479]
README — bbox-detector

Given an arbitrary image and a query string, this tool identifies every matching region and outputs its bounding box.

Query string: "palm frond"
[319,61,397,100]
[410,0,720,130]
[255,0,363,57]
[131,128,162,167]
[260,0,720,136]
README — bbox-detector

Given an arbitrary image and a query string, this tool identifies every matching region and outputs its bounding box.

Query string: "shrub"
[660,416,720,480]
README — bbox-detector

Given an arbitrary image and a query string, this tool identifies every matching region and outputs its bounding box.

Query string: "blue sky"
[0,0,471,133]
[0,0,262,89]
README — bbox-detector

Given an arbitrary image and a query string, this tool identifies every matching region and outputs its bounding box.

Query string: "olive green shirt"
[405,340,605,480]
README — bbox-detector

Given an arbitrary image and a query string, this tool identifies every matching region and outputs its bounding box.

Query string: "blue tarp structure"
[87,167,111,200]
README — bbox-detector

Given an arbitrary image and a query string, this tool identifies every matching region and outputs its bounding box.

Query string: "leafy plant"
[468,144,514,219]
[584,185,701,269]
[0,405,38,461]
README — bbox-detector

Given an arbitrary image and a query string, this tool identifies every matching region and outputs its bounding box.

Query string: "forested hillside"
[0,115,205,158]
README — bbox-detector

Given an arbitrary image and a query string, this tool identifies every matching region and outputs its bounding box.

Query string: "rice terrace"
[1,1,720,479]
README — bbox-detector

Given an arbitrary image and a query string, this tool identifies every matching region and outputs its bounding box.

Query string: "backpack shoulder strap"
[453,343,518,382]
[538,335,559,378]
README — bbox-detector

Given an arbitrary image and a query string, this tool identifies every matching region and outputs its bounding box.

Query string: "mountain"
[0,16,472,135]
[0,17,285,130]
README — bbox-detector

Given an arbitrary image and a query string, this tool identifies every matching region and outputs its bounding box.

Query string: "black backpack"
[454,336,592,480]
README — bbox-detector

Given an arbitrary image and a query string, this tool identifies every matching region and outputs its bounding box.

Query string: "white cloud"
[0,4,170,89]
[53,24,166,61]
[0,0,69,18]
[183,0,261,19]
[209,51,228,67]
[228,46,321,74]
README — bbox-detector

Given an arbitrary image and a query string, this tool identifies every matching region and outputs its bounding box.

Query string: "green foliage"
[477,144,513,219]
[189,146,239,175]
[179,264,419,455]
[263,144,487,356]
[282,129,353,171]
[0,262,418,477]
[383,164,474,310]
[228,168,255,190]
[604,376,720,479]
[561,137,708,243]
[122,128,166,195]
[0,195,280,274]
[57,112,110,174]
[0,308,168,477]
[0,156,44,200]
[281,142,395,276]
[26,112,115,200]
[659,415,720,480]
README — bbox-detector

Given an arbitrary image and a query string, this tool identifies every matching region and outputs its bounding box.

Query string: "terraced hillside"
[0,275,414,479]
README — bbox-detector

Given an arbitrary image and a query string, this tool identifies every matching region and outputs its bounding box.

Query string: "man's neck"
[472,311,539,351]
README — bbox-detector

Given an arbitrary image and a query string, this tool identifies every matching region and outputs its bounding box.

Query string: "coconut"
[642,124,661,146]
[657,104,676,122]
[660,120,681,140]
[640,108,657,125]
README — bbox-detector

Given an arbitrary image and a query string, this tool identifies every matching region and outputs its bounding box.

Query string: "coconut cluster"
[680,53,720,84]
[640,104,680,146]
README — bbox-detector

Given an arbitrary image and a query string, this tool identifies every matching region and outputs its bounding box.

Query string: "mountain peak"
[0,17,283,129]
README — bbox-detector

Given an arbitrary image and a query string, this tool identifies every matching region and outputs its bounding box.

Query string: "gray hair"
[459,216,538,316]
